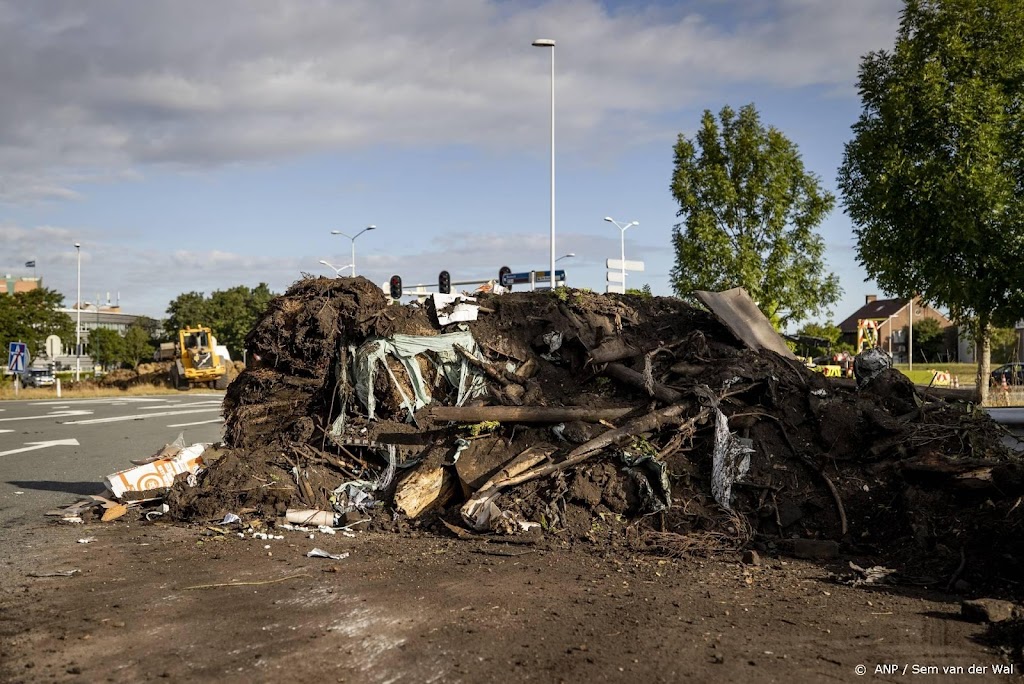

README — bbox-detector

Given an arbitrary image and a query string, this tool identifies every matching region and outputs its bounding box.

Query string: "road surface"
[0,395,223,526]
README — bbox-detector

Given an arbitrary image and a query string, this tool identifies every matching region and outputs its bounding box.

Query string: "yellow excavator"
[170,326,230,390]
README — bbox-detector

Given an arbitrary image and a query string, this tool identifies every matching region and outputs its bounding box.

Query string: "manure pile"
[167,276,1024,591]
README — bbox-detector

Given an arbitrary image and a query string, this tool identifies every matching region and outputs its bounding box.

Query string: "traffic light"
[438,270,451,295]
[498,266,511,289]
[389,275,403,299]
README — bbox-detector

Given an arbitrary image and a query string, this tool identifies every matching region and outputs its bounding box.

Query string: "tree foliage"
[165,284,274,358]
[0,288,74,359]
[123,324,154,367]
[670,103,840,328]
[908,317,944,363]
[837,0,1024,400]
[88,328,124,370]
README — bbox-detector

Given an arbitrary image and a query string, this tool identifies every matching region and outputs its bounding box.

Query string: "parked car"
[990,363,1024,387]
[21,367,55,388]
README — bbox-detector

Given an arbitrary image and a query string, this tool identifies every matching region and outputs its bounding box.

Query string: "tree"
[838,0,1024,403]
[123,324,154,367]
[88,328,124,371]
[793,322,846,358]
[164,292,211,340]
[164,284,275,359]
[670,104,840,328]
[0,288,75,359]
[908,318,943,364]
[625,284,653,298]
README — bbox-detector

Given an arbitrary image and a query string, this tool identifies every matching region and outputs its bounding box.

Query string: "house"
[837,295,955,363]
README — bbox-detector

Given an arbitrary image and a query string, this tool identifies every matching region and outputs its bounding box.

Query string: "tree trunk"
[977,314,991,406]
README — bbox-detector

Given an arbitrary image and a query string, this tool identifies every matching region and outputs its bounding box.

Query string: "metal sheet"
[693,287,797,359]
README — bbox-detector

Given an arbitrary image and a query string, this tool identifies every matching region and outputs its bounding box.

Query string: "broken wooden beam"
[603,362,682,404]
[427,405,634,424]
[394,464,458,518]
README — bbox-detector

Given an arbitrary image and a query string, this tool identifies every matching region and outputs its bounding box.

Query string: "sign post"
[605,259,645,294]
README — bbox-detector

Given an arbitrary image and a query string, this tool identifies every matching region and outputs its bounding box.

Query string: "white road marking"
[141,401,221,410]
[62,408,222,425]
[0,410,92,423]
[32,398,168,405]
[0,438,80,457]
[167,418,224,427]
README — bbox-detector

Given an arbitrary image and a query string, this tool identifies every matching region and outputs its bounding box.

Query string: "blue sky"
[0,0,902,325]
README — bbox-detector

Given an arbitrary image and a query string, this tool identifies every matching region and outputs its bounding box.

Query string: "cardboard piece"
[104,443,208,499]
[693,287,797,360]
[432,293,479,325]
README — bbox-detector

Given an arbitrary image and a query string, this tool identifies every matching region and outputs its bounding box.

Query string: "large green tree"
[0,288,75,359]
[164,284,274,359]
[838,0,1024,402]
[88,328,124,370]
[122,324,154,367]
[670,104,840,328]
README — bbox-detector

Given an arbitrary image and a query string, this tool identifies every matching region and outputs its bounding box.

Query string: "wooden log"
[589,338,642,364]
[604,362,682,404]
[394,464,458,518]
[461,445,557,530]
[427,405,634,424]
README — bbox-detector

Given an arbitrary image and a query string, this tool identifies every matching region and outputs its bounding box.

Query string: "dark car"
[990,363,1024,387]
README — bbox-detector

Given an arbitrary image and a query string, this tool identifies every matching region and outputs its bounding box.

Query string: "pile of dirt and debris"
[152,276,1022,594]
[94,360,246,390]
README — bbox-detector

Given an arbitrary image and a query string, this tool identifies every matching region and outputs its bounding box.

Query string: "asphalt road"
[0,395,224,527]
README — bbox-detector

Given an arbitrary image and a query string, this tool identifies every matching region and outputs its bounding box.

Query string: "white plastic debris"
[77,537,97,544]
[221,513,241,525]
[711,408,754,510]
[306,548,350,561]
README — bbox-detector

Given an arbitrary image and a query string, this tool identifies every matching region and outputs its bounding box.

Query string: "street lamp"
[604,217,639,289]
[532,38,556,290]
[555,253,575,262]
[319,260,354,277]
[330,225,376,277]
[74,242,81,382]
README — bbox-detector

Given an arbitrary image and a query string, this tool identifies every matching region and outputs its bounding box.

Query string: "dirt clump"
[165,276,1023,598]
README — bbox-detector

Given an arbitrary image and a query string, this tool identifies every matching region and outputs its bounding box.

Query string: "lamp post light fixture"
[74,242,81,382]
[555,252,575,262]
[319,260,354,277]
[330,225,377,277]
[532,38,556,290]
[604,216,639,289]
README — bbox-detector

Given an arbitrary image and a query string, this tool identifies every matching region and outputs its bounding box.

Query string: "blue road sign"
[501,270,566,286]
[8,342,27,373]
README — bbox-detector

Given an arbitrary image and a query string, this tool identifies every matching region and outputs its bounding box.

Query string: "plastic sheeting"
[350,331,488,421]
[711,408,753,510]
[620,448,672,514]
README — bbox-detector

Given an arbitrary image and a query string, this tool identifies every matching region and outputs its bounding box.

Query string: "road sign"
[606,259,645,272]
[45,335,62,359]
[501,270,566,287]
[8,342,27,373]
[502,271,533,286]
[606,272,625,283]
[606,284,625,294]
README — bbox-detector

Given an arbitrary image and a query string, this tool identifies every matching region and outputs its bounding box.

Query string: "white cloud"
[0,0,900,203]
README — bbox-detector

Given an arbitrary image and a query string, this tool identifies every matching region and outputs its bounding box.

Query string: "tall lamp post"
[74,242,81,382]
[319,260,353,277]
[330,225,376,277]
[532,38,556,290]
[604,217,639,289]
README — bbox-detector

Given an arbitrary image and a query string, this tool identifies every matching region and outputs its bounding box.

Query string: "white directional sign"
[605,259,645,272]
[0,438,80,458]
[606,284,625,294]
[606,272,625,283]
[45,335,62,359]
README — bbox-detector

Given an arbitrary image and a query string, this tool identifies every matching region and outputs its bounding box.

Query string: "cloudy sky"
[0,0,902,324]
